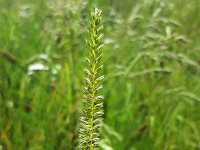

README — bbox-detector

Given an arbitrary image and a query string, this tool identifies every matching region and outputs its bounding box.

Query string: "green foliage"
[79,7,104,150]
[1,0,200,150]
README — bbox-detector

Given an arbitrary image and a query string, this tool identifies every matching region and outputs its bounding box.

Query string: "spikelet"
[79,7,104,150]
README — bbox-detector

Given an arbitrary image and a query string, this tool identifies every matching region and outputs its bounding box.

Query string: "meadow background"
[1,0,200,149]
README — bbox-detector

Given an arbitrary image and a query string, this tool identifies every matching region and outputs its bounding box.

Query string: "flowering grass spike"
[79,7,104,150]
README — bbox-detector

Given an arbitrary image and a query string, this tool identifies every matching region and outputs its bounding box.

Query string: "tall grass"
[0,0,200,150]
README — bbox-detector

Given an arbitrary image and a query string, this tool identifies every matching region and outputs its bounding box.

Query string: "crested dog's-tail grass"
[78,7,104,150]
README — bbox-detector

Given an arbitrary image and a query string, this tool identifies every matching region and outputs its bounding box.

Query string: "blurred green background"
[0,0,200,149]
